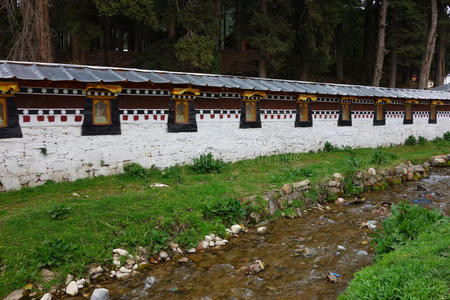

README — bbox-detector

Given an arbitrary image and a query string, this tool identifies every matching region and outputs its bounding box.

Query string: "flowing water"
[91,169,450,300]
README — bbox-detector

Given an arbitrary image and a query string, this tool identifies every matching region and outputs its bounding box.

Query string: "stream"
[92,168,450,300]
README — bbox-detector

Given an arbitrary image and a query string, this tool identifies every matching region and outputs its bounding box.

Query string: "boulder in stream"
[90,288,110,300]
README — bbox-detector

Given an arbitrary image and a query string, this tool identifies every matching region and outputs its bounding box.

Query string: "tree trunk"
[336,24,344,82]
[417,0,438,89]
[258,0,267,78]
[36,0,52,62]
[215,0,222,50]
[372,0,388,87]
[434,1,446,87]
[363,0,375,83]
[389,50,397,87]
[168,0,176,39]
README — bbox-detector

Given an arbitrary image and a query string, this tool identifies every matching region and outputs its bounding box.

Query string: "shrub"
[443,131,450,141]
[432,137,446,147]
[191,153,225,174]
[202,197,245,225]
[123,163,147,178]
[47,204,71,220]
[162,166,185,184]
[33,238,78,268]
[323,141,338,152]
[372,202,444,256]
[370,147,396,165]
[417,136,428,145]
[142,229,169,254]
[404,135,417,146]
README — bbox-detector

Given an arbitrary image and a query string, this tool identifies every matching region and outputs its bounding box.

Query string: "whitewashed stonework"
[1,109,448,191]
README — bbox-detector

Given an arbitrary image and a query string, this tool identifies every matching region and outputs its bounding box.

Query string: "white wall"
[1,109,449,191]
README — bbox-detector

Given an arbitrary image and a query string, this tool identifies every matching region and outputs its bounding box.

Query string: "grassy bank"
[339,203,449,300]
[0,136,449,296]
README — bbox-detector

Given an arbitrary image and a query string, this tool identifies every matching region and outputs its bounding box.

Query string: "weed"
[162,166,185,184]
[417,136,428,145]
[191,153,226,174]
[404,135,417,146]
[372,202,444,256]
[47,204,70,220]
[323,141,338,152]
[444,131,450,141]
[33,239,78,269]
[202,197,245,225]
[123,163,147,178]
[40,147,47,156]
[370,147,395,165]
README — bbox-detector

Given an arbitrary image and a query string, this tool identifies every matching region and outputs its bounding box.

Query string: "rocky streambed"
[69,167,449,300]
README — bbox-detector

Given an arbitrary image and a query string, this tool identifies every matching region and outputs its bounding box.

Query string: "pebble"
[41,269,55,282]
[88,265,103,277]
[90,288,110,300]
[188,248,197,253]
[115,271,130,279]
[65,281,78,296]
[112,249,129,257]
[40,293,52,300]
[150,183,170,188]
[335,198,345,205]
[357,250,368,256]
[231,224,242,234]
[72,192,80,197]
[76,278,86,289]
[257,226,267,234]
[159,251,169,260]
[201,240,209,249]
[215,240,227,246]
[337,245,346,251]
[4,289,24,300]
[119,267,132,273]
[179,257,189,263]
[209,241,215,247]
[65,274,74,285]
[204,235,212,242]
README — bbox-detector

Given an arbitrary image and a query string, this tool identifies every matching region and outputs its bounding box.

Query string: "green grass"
[339,207,449,300]
[0,140,449,297]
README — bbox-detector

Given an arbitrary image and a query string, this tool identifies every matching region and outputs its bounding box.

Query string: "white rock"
[226,228,233,235]
[110,270,116,276]
[292,179,310,189]
[89,265,103,277]
[72,192,80,197]
[159,251,168,260]
[90,288,110,300]
[337,245,346,251]
[76,278,86,286]
[187,248,196,253]
[357,250,368,256]
[231,224,242,234]
[222,239,229,244]
[3,289,24,300]
[215,236,222,242]
[65,274,74,285]
[368,168,376,176]
[333,173,343,180]
[210,233,216,240]
[113,259,121,267]
[115,271,130,279]
[119,267,132,273]
[150,183,170,188]
[209,241,215,247]
[201,240,209,249]
[215,240,227,246]
[40,293,52,300]
[176,247,183,254]
[179,257,189,263]
[257,226,267,234]
[66,281,78,296]
[112,249,129,257]
[204,235,212,242]
[133,264,138,270]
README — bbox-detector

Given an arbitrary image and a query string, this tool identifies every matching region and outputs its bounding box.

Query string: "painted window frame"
[429,104,437,124]
[92,98,112,125]
[168,88,198,133]
[240,92,263,129]
[403,101,416,125]
[338,97,354,127]
[174,100,190,124]
[0,98,7,128]
[295,94,316,128]
[244,100,257,122]
[374,98,389,126]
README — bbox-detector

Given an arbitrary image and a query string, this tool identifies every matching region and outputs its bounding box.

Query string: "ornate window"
[0,98,6,127]
[295,94,316,127]
[429,100,443,124]
[374,98,390,126]
[403,100,417,125]
[82,84,122,136]
[338,96,355,126]
[240,91,264,128]
[92,99,111,125]
[168,87,199,132]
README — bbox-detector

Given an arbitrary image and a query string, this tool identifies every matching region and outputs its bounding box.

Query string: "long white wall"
[1,110,449,191]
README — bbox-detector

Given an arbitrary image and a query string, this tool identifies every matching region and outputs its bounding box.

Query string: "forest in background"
[0,0,449,89]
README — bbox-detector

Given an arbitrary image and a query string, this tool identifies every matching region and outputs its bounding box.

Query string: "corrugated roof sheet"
[1,60,449,100]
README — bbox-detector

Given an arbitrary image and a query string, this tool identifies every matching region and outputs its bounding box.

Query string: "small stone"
[231,224,242,234]
[3,288,24,300]
[357,250,368,256]
[76,279,86,286]
[178,257,189,263]
[41,268,55,282]
[115,271,129,279]
[215,236,222,242]
[226,228,233,234]
[293,179,310,189]
[201,240,209,249]
[40,293,52,300]
[204,235,212,242]
[133,264,138,270]
[112,249,129,257]
[170,241,179,249]
[368,168,376,176]
[337,245,346,251]
[333,173,343,180]
[176,247,183,254]
[360,240,369,245]
[90,288,110,300]
[257,226,267,234]
[209,241,215,247]
[65,274,74,285]
[119,267,132,273]
[159,251,168,260]
[66,281,78,296]
[335,198,345,205]
[431,156,447,166]
[88,266,103,277]
[215,240,227,246]
[210,233,216,240]
[328,180,339,187]
[187,248,196,254]
[282,183,293,194]
[113,259,121,267]
[72,192,80,197]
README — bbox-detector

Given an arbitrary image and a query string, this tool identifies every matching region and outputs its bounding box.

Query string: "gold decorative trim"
[172,87,200,96]
[0,82,19,94]
[431,100,444,106]
[242,91,266,99]
[297,94,317,102]
[85,84,122,94]
[376,98,391,104]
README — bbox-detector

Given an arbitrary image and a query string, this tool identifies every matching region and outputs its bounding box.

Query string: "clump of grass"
[191,153,226,174]
[404,135,417,146]
[162,165,185,184]
[33,238,78,269]
[444,131,450,142]
[47,204,71,220]
[202,197,245,226]
[370,147,396,165]
[322,141,339,152]
[417,136,428,145]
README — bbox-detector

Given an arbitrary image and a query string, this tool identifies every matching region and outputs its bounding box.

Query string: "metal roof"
[432,83,450,92]
[1,60,449,100]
